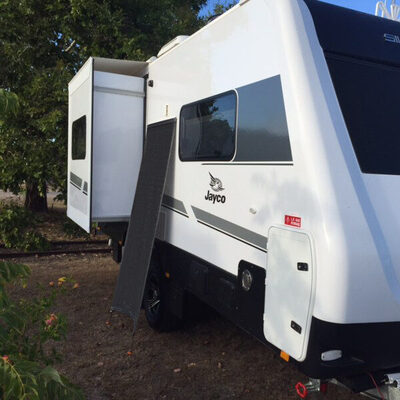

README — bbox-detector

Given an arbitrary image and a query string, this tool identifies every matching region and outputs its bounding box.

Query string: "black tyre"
[143,257,182,332]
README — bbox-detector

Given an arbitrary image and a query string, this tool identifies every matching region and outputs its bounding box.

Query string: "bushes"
[0,261,84,399]
[62,218,89,239]
[0,202,49,251]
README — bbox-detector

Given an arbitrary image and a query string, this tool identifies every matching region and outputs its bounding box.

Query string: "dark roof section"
[304,0,400,66]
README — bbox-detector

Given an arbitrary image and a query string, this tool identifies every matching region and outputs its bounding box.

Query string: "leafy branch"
[0,261,84,399]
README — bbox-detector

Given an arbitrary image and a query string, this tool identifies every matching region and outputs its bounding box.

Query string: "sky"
[199,0,378,17]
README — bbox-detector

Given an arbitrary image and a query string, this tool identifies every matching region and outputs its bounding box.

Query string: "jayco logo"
[209,172,224,192]
[205,172,226,204]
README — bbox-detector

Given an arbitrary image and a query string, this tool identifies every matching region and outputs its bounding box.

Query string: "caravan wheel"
[143,258,182,332]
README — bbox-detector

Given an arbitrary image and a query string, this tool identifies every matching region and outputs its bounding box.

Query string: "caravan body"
[67,0,400,394]
[67,58,146,231]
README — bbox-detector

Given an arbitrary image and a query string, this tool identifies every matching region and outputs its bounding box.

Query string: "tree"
[0,90,19,121]
[0,0,206,211]
[204,0,238,20]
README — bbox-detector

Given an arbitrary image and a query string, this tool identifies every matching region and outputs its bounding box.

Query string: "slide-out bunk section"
[67,57,147,232]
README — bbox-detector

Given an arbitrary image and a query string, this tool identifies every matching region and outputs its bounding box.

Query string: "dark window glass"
[179,92,236,161]
[327,55,400,175]
[235,76,292,161]
[72,116,86,160]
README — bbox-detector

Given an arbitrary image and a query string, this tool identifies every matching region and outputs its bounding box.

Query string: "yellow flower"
[58,277,67,283]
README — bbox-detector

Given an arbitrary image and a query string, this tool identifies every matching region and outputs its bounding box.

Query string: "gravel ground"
[6,253,364,400]
[0,189,23,202]
[0,189,60,205]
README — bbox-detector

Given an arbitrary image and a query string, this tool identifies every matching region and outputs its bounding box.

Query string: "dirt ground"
[4,252,363,400]
[0,191,363,399]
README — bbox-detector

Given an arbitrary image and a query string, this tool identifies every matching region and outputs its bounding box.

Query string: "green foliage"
[0,262,30,304]
[0,202,49,251]
[0,262,84,399]
[62,218,89,239]
[0,358,84,400]
[0,90,18,123]
[0,0,207,205]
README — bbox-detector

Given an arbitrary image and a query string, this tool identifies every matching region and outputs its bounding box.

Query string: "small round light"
[241,269,253,291]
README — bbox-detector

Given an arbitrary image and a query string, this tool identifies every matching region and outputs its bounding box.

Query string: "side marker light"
[280,350,290,362]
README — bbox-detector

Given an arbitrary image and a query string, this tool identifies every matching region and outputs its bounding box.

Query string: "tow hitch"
[297,372,400,400]
[361,373,400,399]
[382,373,400,400]
[295,379,328,399]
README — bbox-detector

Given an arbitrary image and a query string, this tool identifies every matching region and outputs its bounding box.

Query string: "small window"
[72,116,86,160]
[179,92,236,161]
[235,76,292,162]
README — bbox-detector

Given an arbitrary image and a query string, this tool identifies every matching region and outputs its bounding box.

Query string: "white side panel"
[67,58,93,232]
[143,0,400,325]
[147,0,282,278]
[91,71,144,221]
[264,226,314,361]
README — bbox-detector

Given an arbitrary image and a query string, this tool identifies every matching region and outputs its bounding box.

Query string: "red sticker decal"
[285,215,301,228]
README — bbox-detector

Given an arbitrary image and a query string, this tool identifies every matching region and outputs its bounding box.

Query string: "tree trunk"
[24,181,48,212]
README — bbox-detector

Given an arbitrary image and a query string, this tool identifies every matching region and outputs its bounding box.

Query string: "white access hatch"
[67,57,147,232]
[264,227,314,362]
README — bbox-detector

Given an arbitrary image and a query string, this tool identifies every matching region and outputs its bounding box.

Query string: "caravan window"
[327,55,400,175]
[234,76,292,162]
[72,116,86,160]
[179,92,236,161]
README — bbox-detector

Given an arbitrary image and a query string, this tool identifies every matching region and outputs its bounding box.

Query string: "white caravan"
[67,0,400,397]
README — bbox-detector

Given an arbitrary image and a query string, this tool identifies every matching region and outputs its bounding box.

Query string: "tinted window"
[235,76,292,162]
[179,92,236,161]
[72,116,86,160]
[327,55,400,175]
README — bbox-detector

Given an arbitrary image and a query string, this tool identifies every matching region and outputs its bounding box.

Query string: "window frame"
[71,115,87,161]
[178,90,238,162]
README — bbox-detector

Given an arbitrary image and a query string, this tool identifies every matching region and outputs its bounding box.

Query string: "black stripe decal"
[197,221,267,253]
[162,195,188,216]
[70,181,81,191]
[192,206,267,252]
[161,204,189,218]
[70,172,83,189]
